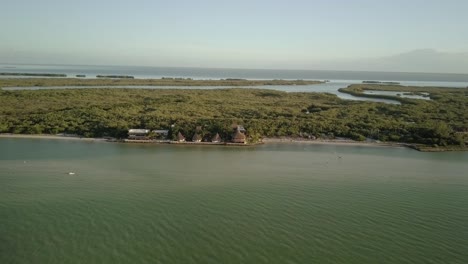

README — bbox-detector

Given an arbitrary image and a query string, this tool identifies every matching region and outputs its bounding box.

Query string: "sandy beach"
[261,137,407,148]
[0,133,409,149]
[0,133,108,142]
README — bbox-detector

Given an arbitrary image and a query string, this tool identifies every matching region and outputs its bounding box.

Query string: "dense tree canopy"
[0,84,467,150]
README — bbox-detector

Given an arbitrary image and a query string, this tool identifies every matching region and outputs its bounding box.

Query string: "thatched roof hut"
[231,123,246,133]
[192,133,202,142]
[177,132,186,142]
[232,129,246,144]
[211,133,221,143]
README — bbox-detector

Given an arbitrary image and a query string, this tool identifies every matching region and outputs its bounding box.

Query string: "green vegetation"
[0,78,322,87]
[0,82,466,150]
[0,72,67,77]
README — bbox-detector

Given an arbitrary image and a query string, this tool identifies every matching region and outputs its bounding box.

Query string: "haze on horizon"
[1,0,468,74]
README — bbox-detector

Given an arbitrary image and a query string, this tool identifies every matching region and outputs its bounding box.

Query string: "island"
[0,72,67,77]
[362,81,400,85]
[0,79,466,151]
[0,77,322,87]
[96,75,135,79]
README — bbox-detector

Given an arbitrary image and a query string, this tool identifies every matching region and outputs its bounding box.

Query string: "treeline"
[0,86,466,149]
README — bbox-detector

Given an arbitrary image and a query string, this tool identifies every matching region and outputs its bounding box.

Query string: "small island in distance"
[0,72,67,77]
[96,75,135,79]
[363,80,400,85]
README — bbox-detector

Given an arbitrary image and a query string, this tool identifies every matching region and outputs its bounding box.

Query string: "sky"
[1,0,468,73]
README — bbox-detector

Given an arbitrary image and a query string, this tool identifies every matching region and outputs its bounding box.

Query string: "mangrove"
[0,82,466,151]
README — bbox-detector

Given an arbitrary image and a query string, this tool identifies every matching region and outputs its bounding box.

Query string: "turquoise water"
[1,138,467,263]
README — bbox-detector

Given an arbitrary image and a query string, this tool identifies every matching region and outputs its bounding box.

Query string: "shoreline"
[261,137,407,148]
[0,134,108,142]
[1,133,464,152]
[0,133,407,148]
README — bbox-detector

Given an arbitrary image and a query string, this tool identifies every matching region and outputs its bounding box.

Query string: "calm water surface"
[1,82,401,104]
[3,64,468,105]
[1,138,467,263]
[2,64,468,84]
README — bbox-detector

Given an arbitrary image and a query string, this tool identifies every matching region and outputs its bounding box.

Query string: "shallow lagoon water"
[1,81,401,104]
[3,64,467,104]
[1,138,467,263]
[2,64,468,84]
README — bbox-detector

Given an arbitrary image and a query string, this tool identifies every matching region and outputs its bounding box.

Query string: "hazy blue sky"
[1,0,468,72]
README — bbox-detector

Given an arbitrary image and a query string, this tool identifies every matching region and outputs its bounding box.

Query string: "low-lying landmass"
[0,72,67,77]
[363,81,400,85]
[0,79,466,151]
[0,77,322,87]
[339,84,465,103]
[96,75,135,79]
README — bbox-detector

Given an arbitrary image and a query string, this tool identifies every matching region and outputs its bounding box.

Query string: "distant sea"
[1,64,468,85]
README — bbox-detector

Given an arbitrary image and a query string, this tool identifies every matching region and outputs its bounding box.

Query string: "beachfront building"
[152,129,169,139]
[128,129,150,140]
[236,125,246,133]
[231,123,246,133]
[211,133,222,143]
[232,128,246,144]
[177,132,186,142]
[192,133,202,142]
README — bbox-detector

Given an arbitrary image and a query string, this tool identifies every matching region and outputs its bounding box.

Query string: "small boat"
[68,172,75,175]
